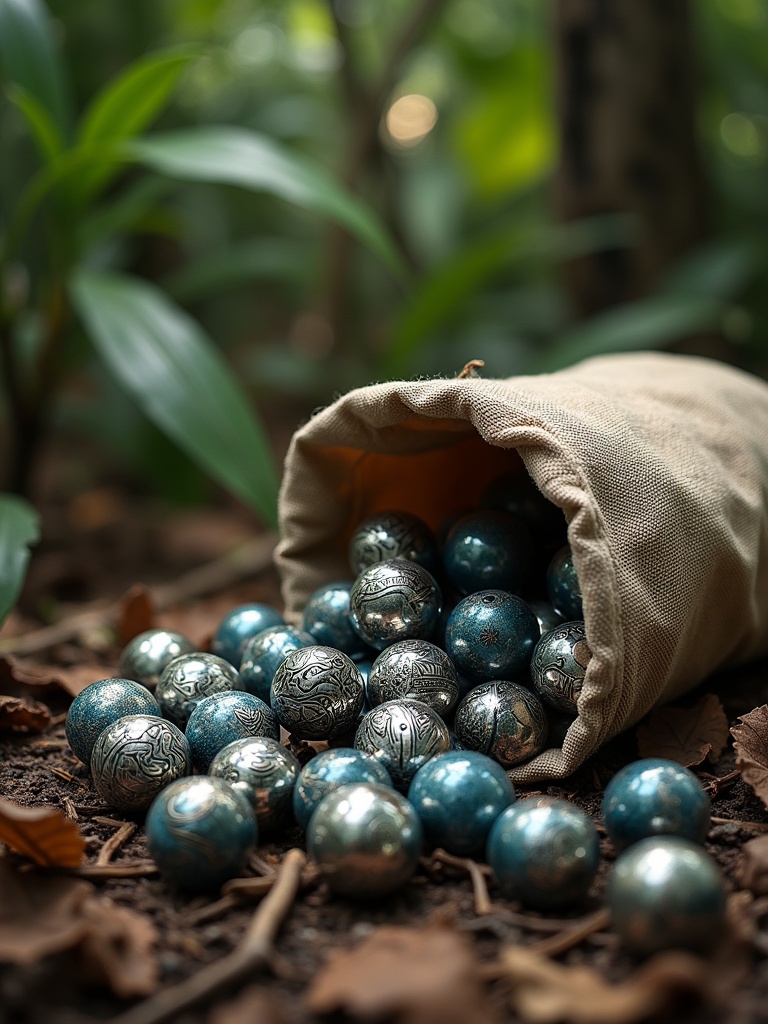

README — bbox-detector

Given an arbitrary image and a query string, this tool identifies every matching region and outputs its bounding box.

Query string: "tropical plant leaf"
[0,0,72,138]
[126,127,405,277]
[72,46,195,205]
[6,83,62,161]
[0,494,39,626]
[70,270,279,527]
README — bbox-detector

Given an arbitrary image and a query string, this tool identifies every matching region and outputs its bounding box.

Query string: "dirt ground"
[2,458,768,1024]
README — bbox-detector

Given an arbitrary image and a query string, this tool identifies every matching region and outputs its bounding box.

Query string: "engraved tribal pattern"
[349,511,435,573]
[91,714,190,811]
[354,698,450,791]
[454,682,548,769]
[350,559,441,648]
[531,621,590,715]
[369,640,458,717]
[271,646,364,739]
[156,653,242,727]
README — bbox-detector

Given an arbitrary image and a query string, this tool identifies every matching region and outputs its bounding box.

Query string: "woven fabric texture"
[275,352,768,780]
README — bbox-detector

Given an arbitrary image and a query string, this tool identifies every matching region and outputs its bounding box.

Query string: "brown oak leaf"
[0,694,51,733]
[0,861,158,997]
[306,921,496,1024]
[0,797,85,867]
[117,584,155,646]
[0,654,114,697]
[636,693,728,768]
[731,705,768,810]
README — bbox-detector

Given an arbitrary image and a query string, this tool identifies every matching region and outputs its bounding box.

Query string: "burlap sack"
[275,352,768,781]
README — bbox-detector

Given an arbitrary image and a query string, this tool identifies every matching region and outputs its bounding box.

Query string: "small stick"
[65,861,158,879]
[185,893,242,927]
[711,816,768,833]
[62,796,78,821]
[430,849,492,915]
[529,908,611,957]
[107,848,306,1024]
[96,821,137,866]
[222,876,281,897]
[49,766,75,782]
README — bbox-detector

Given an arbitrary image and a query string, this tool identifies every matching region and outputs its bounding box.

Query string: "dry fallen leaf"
[636,693,728,767]
[0,797,85,867]
[731,705,768,810]
[0,859,158,997]
[0,653,114,698]
[492,945,708,1024]
[0,694,51,733]
[306,921,496,1024]
[117,584,156,646]
[738,834,768,895]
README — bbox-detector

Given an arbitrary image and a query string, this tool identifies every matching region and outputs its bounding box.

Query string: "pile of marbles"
[63,472,725,956]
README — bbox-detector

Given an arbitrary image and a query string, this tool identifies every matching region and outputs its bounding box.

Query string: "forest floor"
[2,448,768,1024]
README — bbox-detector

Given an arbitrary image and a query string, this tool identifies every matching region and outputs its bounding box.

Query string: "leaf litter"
[636,693,729,767]
[0,797,85,867]
[731,705,768,810]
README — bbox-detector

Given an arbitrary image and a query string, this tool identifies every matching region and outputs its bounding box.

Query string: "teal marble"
[306,782,423,898]
[211,603,285,667]
[609,836,726,955]
[442,510,533,595]
[445,590,540,684]
[146,776,257,891]
[602,758,711,852]
[240,625,316,704]
[546,546,583,620]
[185,691,279,771]
[487,796,600,909]
[293,748,393,830]
[65,678,160,765]
[300,582,369,660]
[408,750,516,856]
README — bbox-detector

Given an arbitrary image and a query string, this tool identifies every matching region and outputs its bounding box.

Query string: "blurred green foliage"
[1,0,768,537]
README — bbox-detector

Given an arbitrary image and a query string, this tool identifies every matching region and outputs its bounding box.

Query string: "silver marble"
[90,714,191,812]
[350,558,441,651]
[118,630,196,689]
[453,681,548,768]
[354,698,450,792]
[368,639,459,718]
[306,782,423,898]
[271,645,364,739]
[531,620,591,716]
[208,736,301,832]
[156,652,243,728]
[349,510,438,575]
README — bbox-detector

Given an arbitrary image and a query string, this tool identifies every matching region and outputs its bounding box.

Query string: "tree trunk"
[554,0,707,319]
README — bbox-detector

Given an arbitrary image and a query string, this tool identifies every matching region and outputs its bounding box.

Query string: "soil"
[2,453,768,1024]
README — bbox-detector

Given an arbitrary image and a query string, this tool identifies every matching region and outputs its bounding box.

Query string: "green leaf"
[537,295,725,372]
[0,0,72,138]
[0,494,40,625]
[126,127,405,278]
[7,83,62,162]
[69,269,279,527]
[73,47,195,204]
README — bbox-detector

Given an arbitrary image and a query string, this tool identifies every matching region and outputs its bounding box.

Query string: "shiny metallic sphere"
[531,620,591,716]
[185,690,279,771]
[368,640,459,718]
[156,653,243,728]
[487,796,600,909]
[271,645,364,739]
[146,776,257,891]
[547,545,583,620]
[609,836,726,955]
[66,677,159,765]
[208,736,301,833]
[349,510,439,576]
[90,714,191,812]
[354,698,450,792]
[240,625,316,705]
[350,559,441,651]
[306,782,423,898]
[118,630,196,689]
[293,747,392,830]
[454,681,548,769]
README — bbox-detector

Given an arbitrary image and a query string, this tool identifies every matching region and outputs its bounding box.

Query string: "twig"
[185,893,242,927]
[0,534,277,656]
[428,848,492,915]
[699,769,741,797]
[107,848,306,1024]
[529,908,611,957]
[711,816,768,833]
[64,861,158,879]
[96,821,137,866]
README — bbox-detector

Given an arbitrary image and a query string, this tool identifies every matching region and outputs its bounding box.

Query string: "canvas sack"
[275,352,768,781]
